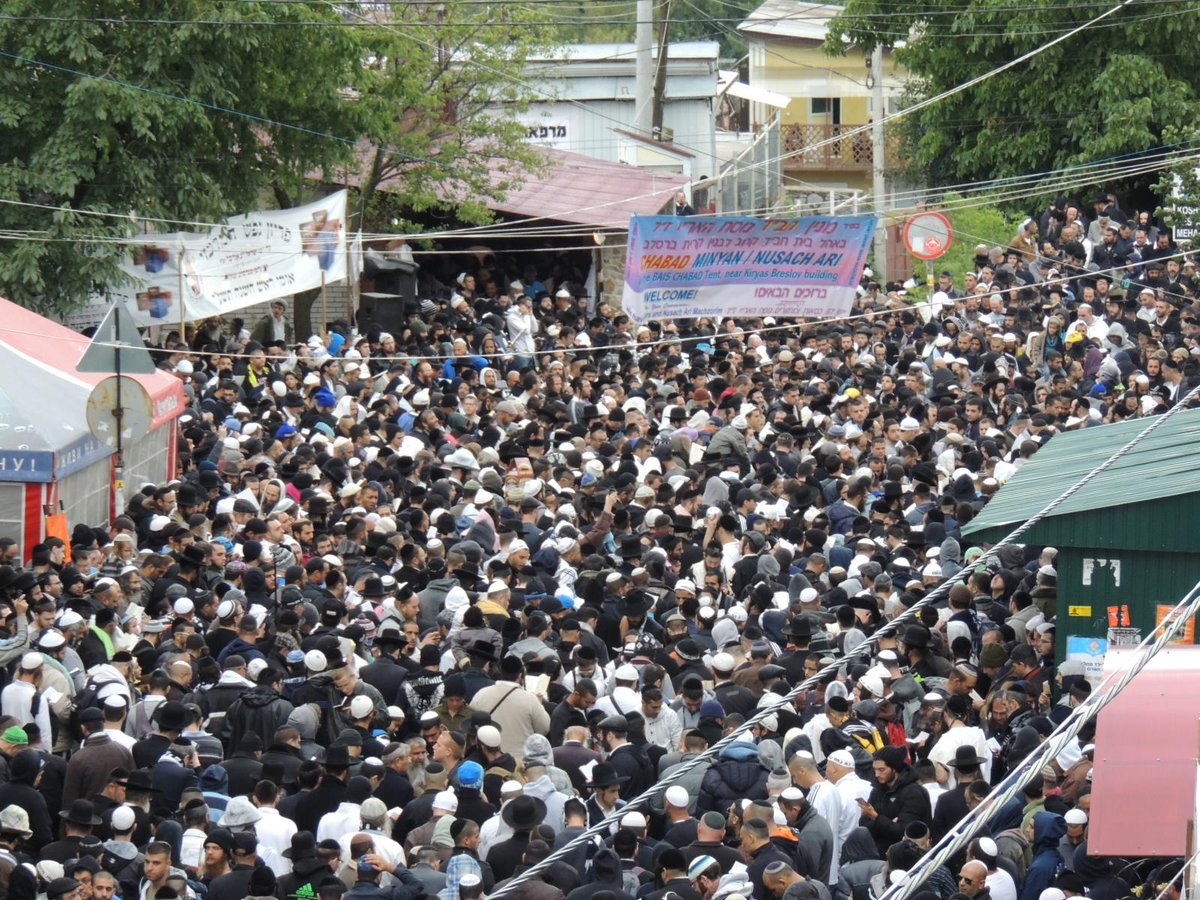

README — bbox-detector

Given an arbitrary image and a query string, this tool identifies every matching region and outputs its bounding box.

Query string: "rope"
[884,570,1200,900]
[486,375,1200,898]
[30,245,1194,365]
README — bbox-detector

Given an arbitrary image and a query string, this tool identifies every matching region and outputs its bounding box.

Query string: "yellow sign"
[1068,605,1092,617]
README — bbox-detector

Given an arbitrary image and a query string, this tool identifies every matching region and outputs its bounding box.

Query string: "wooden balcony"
[782,122,877,171]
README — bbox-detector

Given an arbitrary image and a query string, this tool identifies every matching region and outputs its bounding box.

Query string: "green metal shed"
[961,407,1200,657]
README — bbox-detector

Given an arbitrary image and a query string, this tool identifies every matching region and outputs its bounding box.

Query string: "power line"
[488,372,1200,898]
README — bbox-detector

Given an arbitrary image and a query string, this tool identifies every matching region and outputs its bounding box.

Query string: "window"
[810,98,841,122]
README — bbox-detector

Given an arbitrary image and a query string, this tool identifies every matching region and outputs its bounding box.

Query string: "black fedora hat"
[901,624,931,649]
[783,617,816,640]
[178,544,208,568]
[119,768,159,793]
[282,830,317,860]
[60,799,102,827]
[500,794,548,831]
[618,534,644,560]
[584,763,629,790]
[360,577,386,599]
[320,746,353,769]
[465,638,498,662]
[617,591,652,619]
[373,625,406,648]
[153,700,189,732]
[947,745,987,769]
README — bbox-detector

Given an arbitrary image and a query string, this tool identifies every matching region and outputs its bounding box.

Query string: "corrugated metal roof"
[962,408,1200,537]
[485,148,689,228]
[738,0,845,42]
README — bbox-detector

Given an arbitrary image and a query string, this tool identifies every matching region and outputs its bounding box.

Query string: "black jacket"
[360,655,409,706]
[223,687,294,754]
[607,743,654,801]
[374,769,414,810]
[697,743,768,815]
[260,743,304,790]
[864,765,933,856]
[293,775,347,835]
[218,750,264,798]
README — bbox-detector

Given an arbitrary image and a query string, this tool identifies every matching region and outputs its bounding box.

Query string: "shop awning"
[1088,646,1200,856]
[0,298,184,481]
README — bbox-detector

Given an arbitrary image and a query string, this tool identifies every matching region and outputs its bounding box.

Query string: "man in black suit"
[552,725,601,795]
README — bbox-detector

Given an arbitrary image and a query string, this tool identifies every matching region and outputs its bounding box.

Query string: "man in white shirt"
[102,695,137,750]
[826,748,872,840]
[316,777,371,843]
[250,782,296,876]
[0,653,51,746]
[790,750,849,883]
[337,798,406,885]
[179,801,211,869]
[640,688,682,751]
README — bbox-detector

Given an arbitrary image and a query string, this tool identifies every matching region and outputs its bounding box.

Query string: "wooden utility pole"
[651,0,673,139]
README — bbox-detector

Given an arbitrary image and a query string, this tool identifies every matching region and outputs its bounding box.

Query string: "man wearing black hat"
[485,793,547,882]
[860,745,933,856]
[42,799,101,863]
[583,763,629,828]
[294,745,352,835]
[63,709,134,808]
[359,624,410,706]
[276,831,328,900]
[596,714,652,801]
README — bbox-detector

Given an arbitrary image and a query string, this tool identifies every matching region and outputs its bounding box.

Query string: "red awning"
[1088,646,1200,856]
[344,144,690,230]
[0,297,185,429]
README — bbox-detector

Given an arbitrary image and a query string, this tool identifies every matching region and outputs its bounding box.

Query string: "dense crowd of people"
[0,193,1190,900]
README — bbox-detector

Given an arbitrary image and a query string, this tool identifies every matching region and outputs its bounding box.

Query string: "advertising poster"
[109,191,352,326]
[622,214,876,323]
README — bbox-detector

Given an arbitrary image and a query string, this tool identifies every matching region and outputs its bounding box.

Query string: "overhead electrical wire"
[487,373,1200,898]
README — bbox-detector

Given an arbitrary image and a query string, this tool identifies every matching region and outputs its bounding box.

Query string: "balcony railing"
[781,122,876,171]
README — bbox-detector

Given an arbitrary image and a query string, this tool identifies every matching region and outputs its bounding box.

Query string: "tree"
[346,1,558,234]
[0,0,363,314]
[825,0,1200,197]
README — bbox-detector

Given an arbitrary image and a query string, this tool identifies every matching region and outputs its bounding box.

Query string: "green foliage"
[1153,125,1200,238]
[348,0,559,232]
[0,0,560,314]
[0,0,361,313]
[903,195,1018,298]
[553,0,746,59]
[825,0,1200,200]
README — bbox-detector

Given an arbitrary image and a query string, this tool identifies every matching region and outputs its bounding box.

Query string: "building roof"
[738,0,846,42]
[486,148,689,228]
[526,42,720,64]
[963,408,1200,539]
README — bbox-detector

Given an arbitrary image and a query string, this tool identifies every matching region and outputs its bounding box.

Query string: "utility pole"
[651,0,673,139]
[635,0,654,136]
[871,44,888,280]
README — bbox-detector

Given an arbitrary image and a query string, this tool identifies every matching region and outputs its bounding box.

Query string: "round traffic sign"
[904,212,954,260]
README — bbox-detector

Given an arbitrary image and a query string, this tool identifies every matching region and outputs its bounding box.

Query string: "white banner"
[110,191,351,326]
